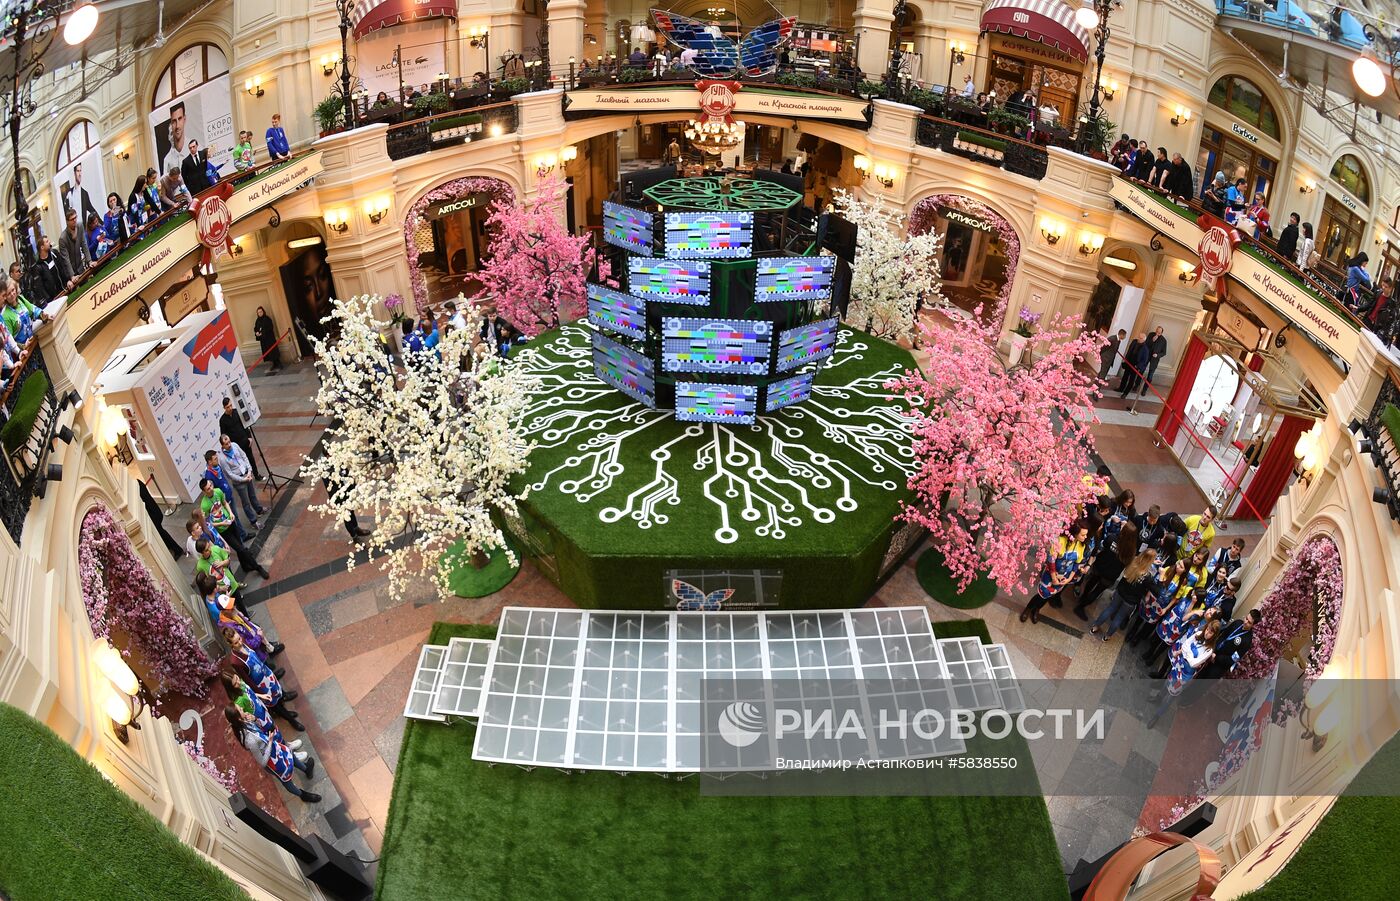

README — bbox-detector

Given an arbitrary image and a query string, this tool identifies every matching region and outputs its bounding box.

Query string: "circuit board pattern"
[643,177,802,212]
[512,324,915,545]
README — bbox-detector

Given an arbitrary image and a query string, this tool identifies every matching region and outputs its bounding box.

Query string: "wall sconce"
[229,237,245,256]
[1099,78,1118,101]
[1300,179,1316,194]
[560,145,578,164]
[1170,105,1191,126]
[113,144,130,161]
[98,403,131,466]
[536,153,558,175]
[1293,420,1325,480]
[244,76,265,98]
[853,154,871,180]
[324,209,350,233]
[1039,217,1066,245]
[1078,230,1105,255]
[320,53,340,76]
[872,163,895,188]
[489,123,503,138]
[93,640,145,744]
[363,196,391,224]
[949,40,966,66]
[1178,261,1199,283]
[468,25,490,48]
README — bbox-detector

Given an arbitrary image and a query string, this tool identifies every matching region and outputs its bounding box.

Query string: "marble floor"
[191,349,1267,884]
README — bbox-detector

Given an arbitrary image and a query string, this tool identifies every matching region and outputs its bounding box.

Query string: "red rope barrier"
[247,328,294,371]
[1109,347,1270,523]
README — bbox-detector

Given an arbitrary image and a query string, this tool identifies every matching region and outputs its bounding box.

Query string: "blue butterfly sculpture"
[651,9,796,77]
[673,579,736,611]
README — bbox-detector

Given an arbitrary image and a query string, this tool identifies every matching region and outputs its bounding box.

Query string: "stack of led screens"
[937,637,1002,711]
[404,645,450,721]
[675,382,759,425]
[432,638,496,718]
[628,257,711,304]
[586,283,647,339]
[664,211,754,259]
[592,331,656,407]
[662,317,771,374]
[603,201,654,253]
[984,644,1025,714]
[775,317,838,372]
[754,255,835,301]
[764,371,816,412]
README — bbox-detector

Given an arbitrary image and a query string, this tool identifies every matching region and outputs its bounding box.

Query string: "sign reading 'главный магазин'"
[564,84,870,125]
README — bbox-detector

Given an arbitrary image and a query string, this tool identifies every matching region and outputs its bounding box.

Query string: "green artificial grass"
[0,368,49,456]
[378,621,1068,901]
[1381,403,1400,450]
[509,326,918,609]
[442,539,520,598]
[0,702,247,901]
[1238,729,1400,900]
[916,547,998,610]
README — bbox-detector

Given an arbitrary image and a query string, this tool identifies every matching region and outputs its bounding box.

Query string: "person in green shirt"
[197,478,270,579]
[1,269,48,342]
[196,538,240,597]
[232,129,255,172]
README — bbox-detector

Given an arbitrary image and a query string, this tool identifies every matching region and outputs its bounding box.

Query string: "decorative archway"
[404,176,516,309]
[78,505,215,698]
[1234,533,1342,693]
[909,193,1022,316]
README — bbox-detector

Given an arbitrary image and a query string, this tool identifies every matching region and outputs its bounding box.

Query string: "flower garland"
[78,505,217,697]
[403,177,516,310]
[908,193,1022,318]
[1151,534,1343,831]
[179,737,239,795]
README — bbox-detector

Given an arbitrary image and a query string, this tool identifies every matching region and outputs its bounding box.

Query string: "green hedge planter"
[916,547,998,610]
[441,539,520,598]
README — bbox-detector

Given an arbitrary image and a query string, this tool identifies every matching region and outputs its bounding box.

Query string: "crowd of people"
[1021,488,1263,726]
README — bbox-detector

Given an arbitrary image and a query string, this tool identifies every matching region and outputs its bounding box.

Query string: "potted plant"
[987,106,1028,136]
[315,94,344,137]
[1076,113,1117,160]
[496,77,530,97]
[1007,306,1040,366]
[382,293,408,359]
[412,92,450,119]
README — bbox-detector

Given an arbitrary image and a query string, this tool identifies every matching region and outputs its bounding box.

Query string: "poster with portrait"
[280,245,338,355]
[149,75,234,183]
[51,143,106,227]
[357,19,449,101]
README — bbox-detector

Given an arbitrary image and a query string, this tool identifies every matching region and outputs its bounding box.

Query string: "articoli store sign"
[939,206,993,232]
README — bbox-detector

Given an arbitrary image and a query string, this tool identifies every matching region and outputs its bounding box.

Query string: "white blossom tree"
[829,189,948,343]
[301,294,538,601]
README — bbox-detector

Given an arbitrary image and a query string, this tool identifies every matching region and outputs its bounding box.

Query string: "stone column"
[853,0,897,79]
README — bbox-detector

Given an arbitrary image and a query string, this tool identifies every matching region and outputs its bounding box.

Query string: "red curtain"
[1155,334,1208,445]
[1239,414,1310,521]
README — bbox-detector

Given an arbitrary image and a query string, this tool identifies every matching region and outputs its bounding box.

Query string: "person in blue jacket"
[265,113,290,160]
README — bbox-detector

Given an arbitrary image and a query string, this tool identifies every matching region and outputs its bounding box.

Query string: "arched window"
[55,120,99,171]
[1329,154,1370,205]
[6,168,36,205]
[149,43,232,180]
[1207,75,1280,139]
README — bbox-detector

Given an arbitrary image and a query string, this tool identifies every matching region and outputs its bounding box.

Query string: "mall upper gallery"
[3,0,1400,898]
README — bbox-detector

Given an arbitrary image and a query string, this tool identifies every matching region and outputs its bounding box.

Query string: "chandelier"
[684,118,743,156]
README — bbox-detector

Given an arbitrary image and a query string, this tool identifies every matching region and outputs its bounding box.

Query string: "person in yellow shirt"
[1176,504,1218,560]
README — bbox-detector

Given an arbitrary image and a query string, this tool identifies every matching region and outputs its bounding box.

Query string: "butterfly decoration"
[673,579,735,611]
[651,9,795,77]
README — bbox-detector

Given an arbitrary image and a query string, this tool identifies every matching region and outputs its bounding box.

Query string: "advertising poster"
[149,75,234,182]
[51,143,106,225]
[280,244,337,355]
[141,310,261,500]
[357,19,449,100]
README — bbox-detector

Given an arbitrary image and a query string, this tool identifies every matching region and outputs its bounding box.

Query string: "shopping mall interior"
[2,0,1400,899]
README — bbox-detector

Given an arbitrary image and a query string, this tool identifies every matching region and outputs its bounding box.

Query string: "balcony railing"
[915,114,1050,180]
[385,100,520,161]
[0,338,57,545]
[1217,0,1371,51]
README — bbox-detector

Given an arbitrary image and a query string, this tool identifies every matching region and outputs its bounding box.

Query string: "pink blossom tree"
[890,310,1106,595]
[476,172,594,337]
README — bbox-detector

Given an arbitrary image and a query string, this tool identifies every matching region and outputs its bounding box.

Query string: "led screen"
[629,257,711,304]
[592,331,656,407]
[765,371,817,411]
[603,201,654,253]
[755,255,835,301]
[662,317,771,375]
[675,382,758,425]
[776,317,838,372]
[664,212,754,259]
[587,283,647,339]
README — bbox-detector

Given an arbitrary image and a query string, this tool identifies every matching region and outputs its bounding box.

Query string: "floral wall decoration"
[78,505,217,698]
[908,193,1022,318]
[403,177,516,310]
[1233,534,1343,689]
